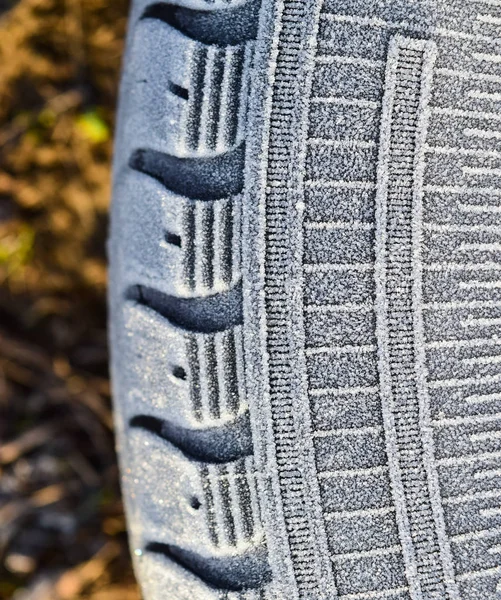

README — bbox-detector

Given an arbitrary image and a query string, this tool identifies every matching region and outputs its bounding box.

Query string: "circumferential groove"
[145,542,271,591]
[141,1,260,45]
[129,145,245,201]
[129,413,253,463]
[126,282,243,333]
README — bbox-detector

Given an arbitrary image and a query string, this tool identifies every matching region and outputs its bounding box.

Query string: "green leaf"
[75,110,110,144]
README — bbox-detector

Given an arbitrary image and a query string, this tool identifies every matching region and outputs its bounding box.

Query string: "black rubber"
[109,1,501,598]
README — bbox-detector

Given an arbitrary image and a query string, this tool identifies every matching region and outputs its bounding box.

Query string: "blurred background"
[0,1,141,598]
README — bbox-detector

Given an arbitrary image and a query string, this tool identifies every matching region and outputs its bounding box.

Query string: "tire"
[109,1,501,599]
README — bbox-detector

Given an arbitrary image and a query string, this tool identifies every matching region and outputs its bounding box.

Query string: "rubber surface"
[109,1,501,598]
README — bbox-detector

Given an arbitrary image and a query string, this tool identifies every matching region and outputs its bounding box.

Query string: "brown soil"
[0,1,141,598]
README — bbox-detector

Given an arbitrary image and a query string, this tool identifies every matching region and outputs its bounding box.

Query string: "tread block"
[127,18,252,157]
[458,571,501,600]
[443,494,501,538]
[451,532,501,575]
[117,171,241,297]
[333,552,407,597]
[121,302,247,428]
[125,429,265,555]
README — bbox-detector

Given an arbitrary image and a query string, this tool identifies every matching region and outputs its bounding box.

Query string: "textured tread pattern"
[198,457,261,547]
[110,0,270,598]
[244,0,501,598]
[116,301,269,597]
[185,328,245,422]
[127,13,254,159]
[183,44,251,153]
[310,1,501,598]
[180,197,241,293]
[118,171,241,298]
[112,0,501,598]
[258,1,335,597]
[125,428,270,592]
[122,302,251,455]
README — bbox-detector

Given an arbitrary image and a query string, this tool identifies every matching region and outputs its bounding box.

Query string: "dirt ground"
[0,1,141,598]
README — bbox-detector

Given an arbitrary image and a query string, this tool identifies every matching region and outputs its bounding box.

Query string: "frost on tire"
[110,0,501,598]
[110,0,270,598]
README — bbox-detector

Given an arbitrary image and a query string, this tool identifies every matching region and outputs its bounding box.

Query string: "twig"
[0,423,56,464]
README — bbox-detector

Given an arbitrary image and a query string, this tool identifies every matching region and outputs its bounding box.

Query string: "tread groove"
[168,79,189,100]
[235,459,255,541]
[128,412,253,463]
[200,203,216,290]
[141,1,260,46]
[220,200,234,286]
[129,144,245,202]
[206,47,225,150]
[226,46,245,148]
[205,336,221,419]
[144,541,271,591]
[222,330,240,415]
[126,283,243,333]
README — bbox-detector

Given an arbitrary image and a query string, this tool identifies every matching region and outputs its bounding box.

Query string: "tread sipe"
[110,0,501,598]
